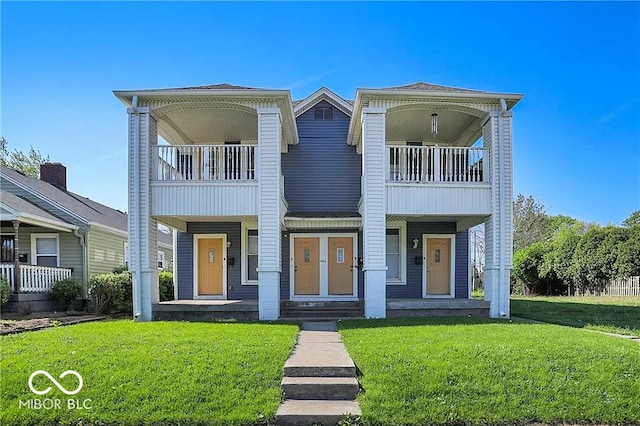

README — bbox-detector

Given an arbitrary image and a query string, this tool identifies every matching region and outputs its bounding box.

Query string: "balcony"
[386,146,491,216]
[150,145,259,217]
[1,264,73,293]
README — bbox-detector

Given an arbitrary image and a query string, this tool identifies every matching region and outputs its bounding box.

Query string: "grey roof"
[124,83,263,92]
[0,167,172,245]
[0,190,65,224]
[381,82,489,94]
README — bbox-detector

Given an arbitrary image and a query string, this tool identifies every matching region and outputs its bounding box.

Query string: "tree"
[0,137,50,178]
[513,194,549,253]
[512,241,553,295]
[622,210,640,228]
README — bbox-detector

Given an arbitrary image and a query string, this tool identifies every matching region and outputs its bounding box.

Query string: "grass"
[512,295,640,337]
[339,317,640,425]
[1,320,299,425]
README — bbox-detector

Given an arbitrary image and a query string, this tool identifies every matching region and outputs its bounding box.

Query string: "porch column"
[361,107,387,318]
[482,108,513,318]
[128,103,159,322]
[12,220,20,293]
[257,107,282,320]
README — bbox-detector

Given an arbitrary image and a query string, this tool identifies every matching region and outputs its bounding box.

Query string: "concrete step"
[284,344,356,377]
[276,400,361,426]
[282,376,359,400]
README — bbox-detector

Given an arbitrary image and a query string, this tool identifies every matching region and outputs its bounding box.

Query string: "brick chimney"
[40,163,67,191]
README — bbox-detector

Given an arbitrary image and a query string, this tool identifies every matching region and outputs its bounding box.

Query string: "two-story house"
[114,82,521,321]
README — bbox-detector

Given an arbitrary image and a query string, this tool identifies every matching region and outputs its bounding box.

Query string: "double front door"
[292,234,357,299]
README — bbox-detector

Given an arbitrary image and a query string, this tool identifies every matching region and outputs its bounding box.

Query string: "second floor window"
[315,107,333,120]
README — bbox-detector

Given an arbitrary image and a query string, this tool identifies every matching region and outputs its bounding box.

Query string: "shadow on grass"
[337,315,525,330]
[511,298,640,335]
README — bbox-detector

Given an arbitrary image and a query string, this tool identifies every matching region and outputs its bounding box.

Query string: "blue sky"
[2,1,639,225]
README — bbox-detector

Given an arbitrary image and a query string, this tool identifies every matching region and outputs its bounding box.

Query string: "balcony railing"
[388,146,486,183]
[153,145,256,181]
[0,264,73,293]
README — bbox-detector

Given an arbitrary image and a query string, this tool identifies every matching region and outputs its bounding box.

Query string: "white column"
[257,107,282,320]
[482,109,513,318]
[128,105,159,322]
[361,107,387,318]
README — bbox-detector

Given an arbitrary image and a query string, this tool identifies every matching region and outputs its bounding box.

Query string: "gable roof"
[293,87,353,118]
[0,190,78,232]
[123,83,264,92]
[381,82,491,94]
[0,166,172,245]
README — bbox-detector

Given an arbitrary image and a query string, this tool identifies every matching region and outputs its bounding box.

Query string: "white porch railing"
[388,146,486,183]
[0,264,73,293]
[153,145,256,181]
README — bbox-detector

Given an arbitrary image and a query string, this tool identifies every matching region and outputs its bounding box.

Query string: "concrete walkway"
[276,322,361,425]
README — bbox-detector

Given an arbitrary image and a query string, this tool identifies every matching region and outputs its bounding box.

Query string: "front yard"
[339,317,640,425]
[1,320,299,425]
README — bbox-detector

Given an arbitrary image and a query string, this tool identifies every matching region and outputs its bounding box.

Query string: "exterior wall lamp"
[412,238,420,249]
[431,113,438,138]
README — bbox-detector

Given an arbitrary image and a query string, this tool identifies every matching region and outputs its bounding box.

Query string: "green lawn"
[1,320,299,426]
[339,317,640,425]
[512,296,640,337]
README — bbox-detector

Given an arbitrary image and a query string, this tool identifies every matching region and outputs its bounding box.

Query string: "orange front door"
[426,238,451,296]
[294,238,320,295]
[198,238,224,296]
[328,237,354,295]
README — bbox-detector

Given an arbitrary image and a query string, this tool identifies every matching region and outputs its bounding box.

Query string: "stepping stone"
[281,376,359,400]
[276,400,361,426]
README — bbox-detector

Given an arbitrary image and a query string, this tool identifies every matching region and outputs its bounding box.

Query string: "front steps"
[280,300,364,320]
[276,322,361,425]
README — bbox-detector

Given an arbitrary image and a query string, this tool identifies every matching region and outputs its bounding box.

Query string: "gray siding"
[87,228,127,276]
[176,223,257,300]
[280,229,363,300]
[1,225,84,285]
[387,222,468,299]
[282,101,361,213]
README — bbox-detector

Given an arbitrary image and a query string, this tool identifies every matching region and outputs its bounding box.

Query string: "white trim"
[88,222,127,237]
[30,233,60,267]
[289,233,358,301]
[422,234,456,298]
[241,222,258,285]
[284,217,361,230]
[193,234,227,299]
[293,87,353,118]
[385,221,406,285]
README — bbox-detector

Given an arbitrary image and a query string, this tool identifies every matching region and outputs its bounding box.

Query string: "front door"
[294,238,320,295]
[198,237,224,296]
[425,237,452,296]
[292,234,357,299]
[328,237,354,295]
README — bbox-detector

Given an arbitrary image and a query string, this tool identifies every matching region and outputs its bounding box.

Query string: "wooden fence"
[579,276,640,297]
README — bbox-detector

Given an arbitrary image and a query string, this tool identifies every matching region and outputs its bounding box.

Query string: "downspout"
[131,95,142,319]
[73,228,88,300]
[498,98,507,317]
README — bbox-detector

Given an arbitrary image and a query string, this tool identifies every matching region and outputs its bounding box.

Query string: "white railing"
[154,145,256,181]
[0,264,73,293]
[1,264,15,289]
[388,146,486,183]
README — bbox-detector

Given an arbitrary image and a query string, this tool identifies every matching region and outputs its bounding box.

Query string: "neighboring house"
[0,163,173,305]
[114,82,521,321]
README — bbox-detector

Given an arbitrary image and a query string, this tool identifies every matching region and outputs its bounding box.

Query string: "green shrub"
[49,278,82,310]
[159,271,174,301]
[0,277,11,306]
[88,272,132,314]
[112,265,129,274]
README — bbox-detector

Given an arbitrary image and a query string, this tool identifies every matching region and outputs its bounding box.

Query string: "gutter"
[73,228,89,299]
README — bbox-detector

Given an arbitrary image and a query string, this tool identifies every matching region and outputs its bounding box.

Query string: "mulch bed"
[0,312,108,335]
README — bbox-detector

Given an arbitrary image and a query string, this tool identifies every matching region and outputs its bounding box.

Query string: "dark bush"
[50,278,82,311]
[0,277,10,306]
[159,271,174,301]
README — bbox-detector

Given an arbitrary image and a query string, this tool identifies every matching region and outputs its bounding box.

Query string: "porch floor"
[153,298,490,321]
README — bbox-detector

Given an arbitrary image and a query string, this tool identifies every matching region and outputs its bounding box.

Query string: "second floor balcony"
[386,145,492,216]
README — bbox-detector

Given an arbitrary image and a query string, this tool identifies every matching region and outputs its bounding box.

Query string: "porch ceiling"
[158,107,258,144]
[385,108,481,146]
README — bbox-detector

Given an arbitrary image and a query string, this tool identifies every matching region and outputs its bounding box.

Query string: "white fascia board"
[16,213,78,232]
[357,89,524,108]
[87,222,128,238]
[0,172,89,225]
[113,89,293,106]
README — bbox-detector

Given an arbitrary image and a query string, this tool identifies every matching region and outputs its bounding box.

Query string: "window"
[31,234,59,267]
[247,230,258,281]
[315,107,333,120]
[1,235,14,263]
[157,251,165,270]
[386,229,400,280]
